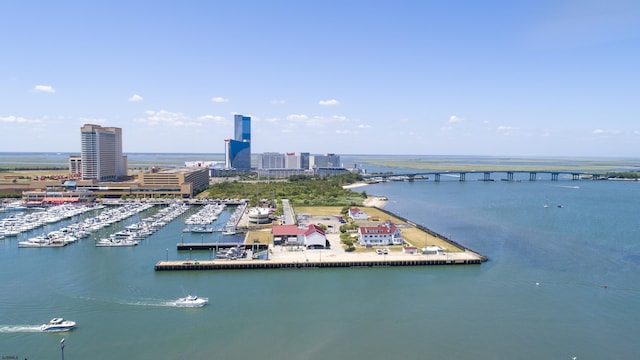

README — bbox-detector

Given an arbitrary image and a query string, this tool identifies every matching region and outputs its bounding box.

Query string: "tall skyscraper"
[234,114,251,142]
[80,124,126,181]
[225,115,251,170]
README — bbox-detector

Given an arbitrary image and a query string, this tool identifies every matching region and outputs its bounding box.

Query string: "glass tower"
[225,115,251,170]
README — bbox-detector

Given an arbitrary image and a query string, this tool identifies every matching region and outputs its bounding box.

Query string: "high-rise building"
[80,124,126,181]
[283,152,310,169]
[234,114,251,142]
[225,115,251,170]
[258,152,285,169]
[310,153,341,168]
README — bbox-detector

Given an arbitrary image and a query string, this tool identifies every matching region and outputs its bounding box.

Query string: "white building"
[348,207,369,220]
[358,221,403,246]
[272,224,327,249]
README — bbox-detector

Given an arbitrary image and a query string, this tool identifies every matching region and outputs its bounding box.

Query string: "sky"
[1,0,639,157]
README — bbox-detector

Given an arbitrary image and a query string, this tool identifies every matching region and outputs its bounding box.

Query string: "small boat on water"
[175,295,208,307]
[41,318,76,332]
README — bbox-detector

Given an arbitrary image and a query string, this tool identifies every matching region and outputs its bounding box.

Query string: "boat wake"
[557,185,580,189]
[114,299,176,307]
[0,325,42,333]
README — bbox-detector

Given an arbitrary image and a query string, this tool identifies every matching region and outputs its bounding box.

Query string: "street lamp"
[60,338,65,360]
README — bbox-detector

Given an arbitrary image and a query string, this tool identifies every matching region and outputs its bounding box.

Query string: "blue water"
[1,155,640,359]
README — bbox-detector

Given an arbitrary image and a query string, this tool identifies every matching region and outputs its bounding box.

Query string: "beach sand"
[342,182,388,208]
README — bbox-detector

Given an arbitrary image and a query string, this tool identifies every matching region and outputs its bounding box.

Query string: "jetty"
[155,250,484,271]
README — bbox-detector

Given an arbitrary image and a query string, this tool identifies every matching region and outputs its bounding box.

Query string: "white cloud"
[496,125,517,135]
[287,114,309,121]
[336,129,353,135]
[197,115,227,125]
[34,85,55,93]
[270,99,285,105]
[319,99,340,106]
[448,115,463,123]
[357,124,371,129]
[0,115,41,123]
[211,97,229,103]
[286,114,349,127]
[264,118,280,123]
[592,129,621,136]
[129,94,143,102]
[135,110,200,127]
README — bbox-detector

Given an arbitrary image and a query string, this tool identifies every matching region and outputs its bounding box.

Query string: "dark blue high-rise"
[234,114,251,142]
[225,114,251,170]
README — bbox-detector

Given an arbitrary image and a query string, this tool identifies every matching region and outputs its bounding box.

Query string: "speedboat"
[41,318,76,332]
[175,295,208,307]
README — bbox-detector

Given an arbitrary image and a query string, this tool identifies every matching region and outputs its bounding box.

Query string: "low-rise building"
[23,189,96,206]
[348,207,369,220]
[272,224,327,248]
[358,221,403,246]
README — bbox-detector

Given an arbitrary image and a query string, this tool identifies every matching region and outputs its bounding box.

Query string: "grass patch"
[244,230,273,245]
[293,205,464,253]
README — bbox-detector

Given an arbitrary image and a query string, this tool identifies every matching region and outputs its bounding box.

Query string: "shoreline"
[343,182,389,208]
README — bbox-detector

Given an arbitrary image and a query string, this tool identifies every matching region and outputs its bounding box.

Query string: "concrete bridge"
[364,170,607,182]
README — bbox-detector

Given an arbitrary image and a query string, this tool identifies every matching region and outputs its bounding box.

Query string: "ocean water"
[1,156,640,359]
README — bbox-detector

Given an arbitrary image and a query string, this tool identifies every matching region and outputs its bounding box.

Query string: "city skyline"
[1,1,640,157]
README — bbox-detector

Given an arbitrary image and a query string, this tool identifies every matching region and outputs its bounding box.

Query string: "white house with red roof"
[358,221,403,246]
[272,224,327,249]
[348,207,368,220]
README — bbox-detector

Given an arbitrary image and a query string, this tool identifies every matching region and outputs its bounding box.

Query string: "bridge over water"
[364,170,607,182]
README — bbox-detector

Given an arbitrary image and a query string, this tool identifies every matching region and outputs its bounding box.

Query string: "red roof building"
[272,224,327,248]
[358,221,403,246]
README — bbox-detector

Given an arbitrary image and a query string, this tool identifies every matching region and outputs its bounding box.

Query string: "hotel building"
[80,124,127,181]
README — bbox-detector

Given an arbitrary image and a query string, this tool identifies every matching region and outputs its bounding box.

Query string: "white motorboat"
[190,225,214,233]
[41,318,76,332]
[95,237,139,247]
[175,295,208,307]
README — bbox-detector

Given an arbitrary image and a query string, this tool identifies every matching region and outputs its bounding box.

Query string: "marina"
[0,154,639,359]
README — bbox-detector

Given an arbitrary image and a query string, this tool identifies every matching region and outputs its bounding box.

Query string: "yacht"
[41,318,76,332]
[190,225,214,233]
[175,295,208,307]
[95,237,139,247]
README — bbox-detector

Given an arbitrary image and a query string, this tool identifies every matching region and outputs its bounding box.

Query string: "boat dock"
[177,242,267,251]
[155,253,484,271]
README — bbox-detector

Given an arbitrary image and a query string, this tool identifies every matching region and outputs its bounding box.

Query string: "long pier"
[155,257,483,271]
[365,170,606,182]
